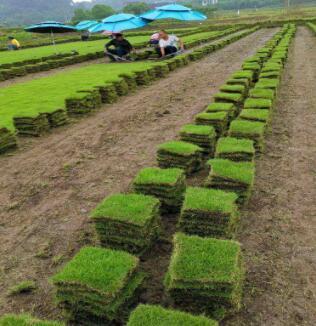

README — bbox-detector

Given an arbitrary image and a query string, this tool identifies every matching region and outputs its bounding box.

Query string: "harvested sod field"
[127,304,218,326]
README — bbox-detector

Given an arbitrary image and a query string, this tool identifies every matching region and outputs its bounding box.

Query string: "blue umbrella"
[25,21,77,47]
[141,4,207,21]
[89,13,148,33]
[76,20,99,31]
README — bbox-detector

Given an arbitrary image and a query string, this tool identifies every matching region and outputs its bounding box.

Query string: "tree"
[72,8,91,23]
[123,2,150,15]
[90,4,115,20]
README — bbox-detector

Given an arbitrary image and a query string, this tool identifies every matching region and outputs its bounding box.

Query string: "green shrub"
[205,158,255,204]
[180,124,216,154]
[215,137,255,162]
[127,304,218,326]
[178,187,239,238]
[133,167,186,213]
[51,246,145,324]
[157,141,203,175]
[165,233,244,319]
[228,120,266,152]
[0,314,64,325]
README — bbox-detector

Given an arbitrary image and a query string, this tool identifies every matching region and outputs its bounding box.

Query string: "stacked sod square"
[127,304,218,326]
[51,246,145,324]
[164,233,244,319]
[0,128,17,153]
[178,187,239,239]
[228,120,266,152]
[195,112,229,136]
[205,158,255,204]
[0,314,64,325]
[90,193,161,255]
[157,141,203,175]
[215,137,255,162]
[179,124,216,155]
[133,167,186,213]
[13,113,50,137]
[205,102,237,121]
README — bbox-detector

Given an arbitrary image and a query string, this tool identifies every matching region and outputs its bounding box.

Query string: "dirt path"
[225,27,316,326]
[0,29,276,320]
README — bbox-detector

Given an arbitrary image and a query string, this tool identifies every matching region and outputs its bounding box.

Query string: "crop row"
[0,27,242,81]
[306,22,316,35]
[0,24,296,325]
[0,26,258,155]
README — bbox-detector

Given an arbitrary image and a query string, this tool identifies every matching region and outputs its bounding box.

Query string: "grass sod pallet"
[178,187,239,239]
[127,304,218,326]
[239,109,270,123]
[51,246,145,325]
[133,167,186,214]
[228,119,266,153]
[65,90,102,115]
[205,103,237,121]
[0,128,17,153]
[157,141,203,175]
[179,124,217,155]
[164,233,244,320]
[13,113,50,137]
[0,314,64,325]
[195,112,229,136]
[205,158,255,204]
[90,193,161,255]
[215,137,255,162]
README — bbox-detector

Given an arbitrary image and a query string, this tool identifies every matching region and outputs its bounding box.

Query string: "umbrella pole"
[51,29,57,53]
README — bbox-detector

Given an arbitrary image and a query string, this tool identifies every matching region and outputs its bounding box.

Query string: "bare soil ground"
[225,27,316,326]
[0,28,276,320]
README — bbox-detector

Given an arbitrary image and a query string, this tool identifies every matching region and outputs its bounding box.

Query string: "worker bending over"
[158,30,184,57]
[105,33,133,60]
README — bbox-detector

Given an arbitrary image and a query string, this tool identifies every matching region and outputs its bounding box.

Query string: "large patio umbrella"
[89,13,148,33]
[140,4,207,21]
[75,20,98,31]
[24,21,77,47]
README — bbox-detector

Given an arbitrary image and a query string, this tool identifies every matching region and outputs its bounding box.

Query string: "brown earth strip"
[0,28,276,320]
[224,27,316,326]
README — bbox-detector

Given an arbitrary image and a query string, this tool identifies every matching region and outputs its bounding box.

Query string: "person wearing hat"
[8,36,21,50]
[105,33,133,60]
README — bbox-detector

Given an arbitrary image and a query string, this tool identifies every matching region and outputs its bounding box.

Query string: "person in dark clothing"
[105,33,133,59]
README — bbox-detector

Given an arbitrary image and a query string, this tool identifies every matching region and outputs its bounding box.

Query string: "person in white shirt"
[158,30,184,57]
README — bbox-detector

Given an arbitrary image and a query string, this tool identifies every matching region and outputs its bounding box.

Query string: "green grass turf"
[180,124,216,137]
[90,193,159,226]
[167,232,241,284]
[0,62,156,131]
[213,92,243,103]
[249,88,275,101]
[219,84,245,94]
[207,158,255,185]
[244,98,272,109]
[216,137,255,155]
[195,111,228,121]
[239,109,270,122]
[205,103,236,113]
[127,304,218,326]
[157,141,202,156]
[229,120,265,136]
[230,70,253,80]
[51,246,138,295]
[182,187,238,214]
[0,314,64,325]
[133,167,185,186]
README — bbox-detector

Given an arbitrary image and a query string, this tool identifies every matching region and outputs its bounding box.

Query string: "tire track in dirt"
[0,28,276,319]
[224,27,316,326]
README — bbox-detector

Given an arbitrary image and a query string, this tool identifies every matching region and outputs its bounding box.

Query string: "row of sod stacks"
[164,233,244,320]
[179,124,216,155]
[95,84,118,104]
[0,128,17,153]
[157,141,203,175]
[133,167,186,214]
[90,193,161,255]
[205,103,238,121]
[65,90,102,115]
[127,304,218,326]
[47,109,69,128]
[178,187,239,239]
[13,113,50,137]
[215,137,255,162]
[205,158,255,205]
[0,314,64,325]
[195,112,229,136]
[51,246,145,325]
